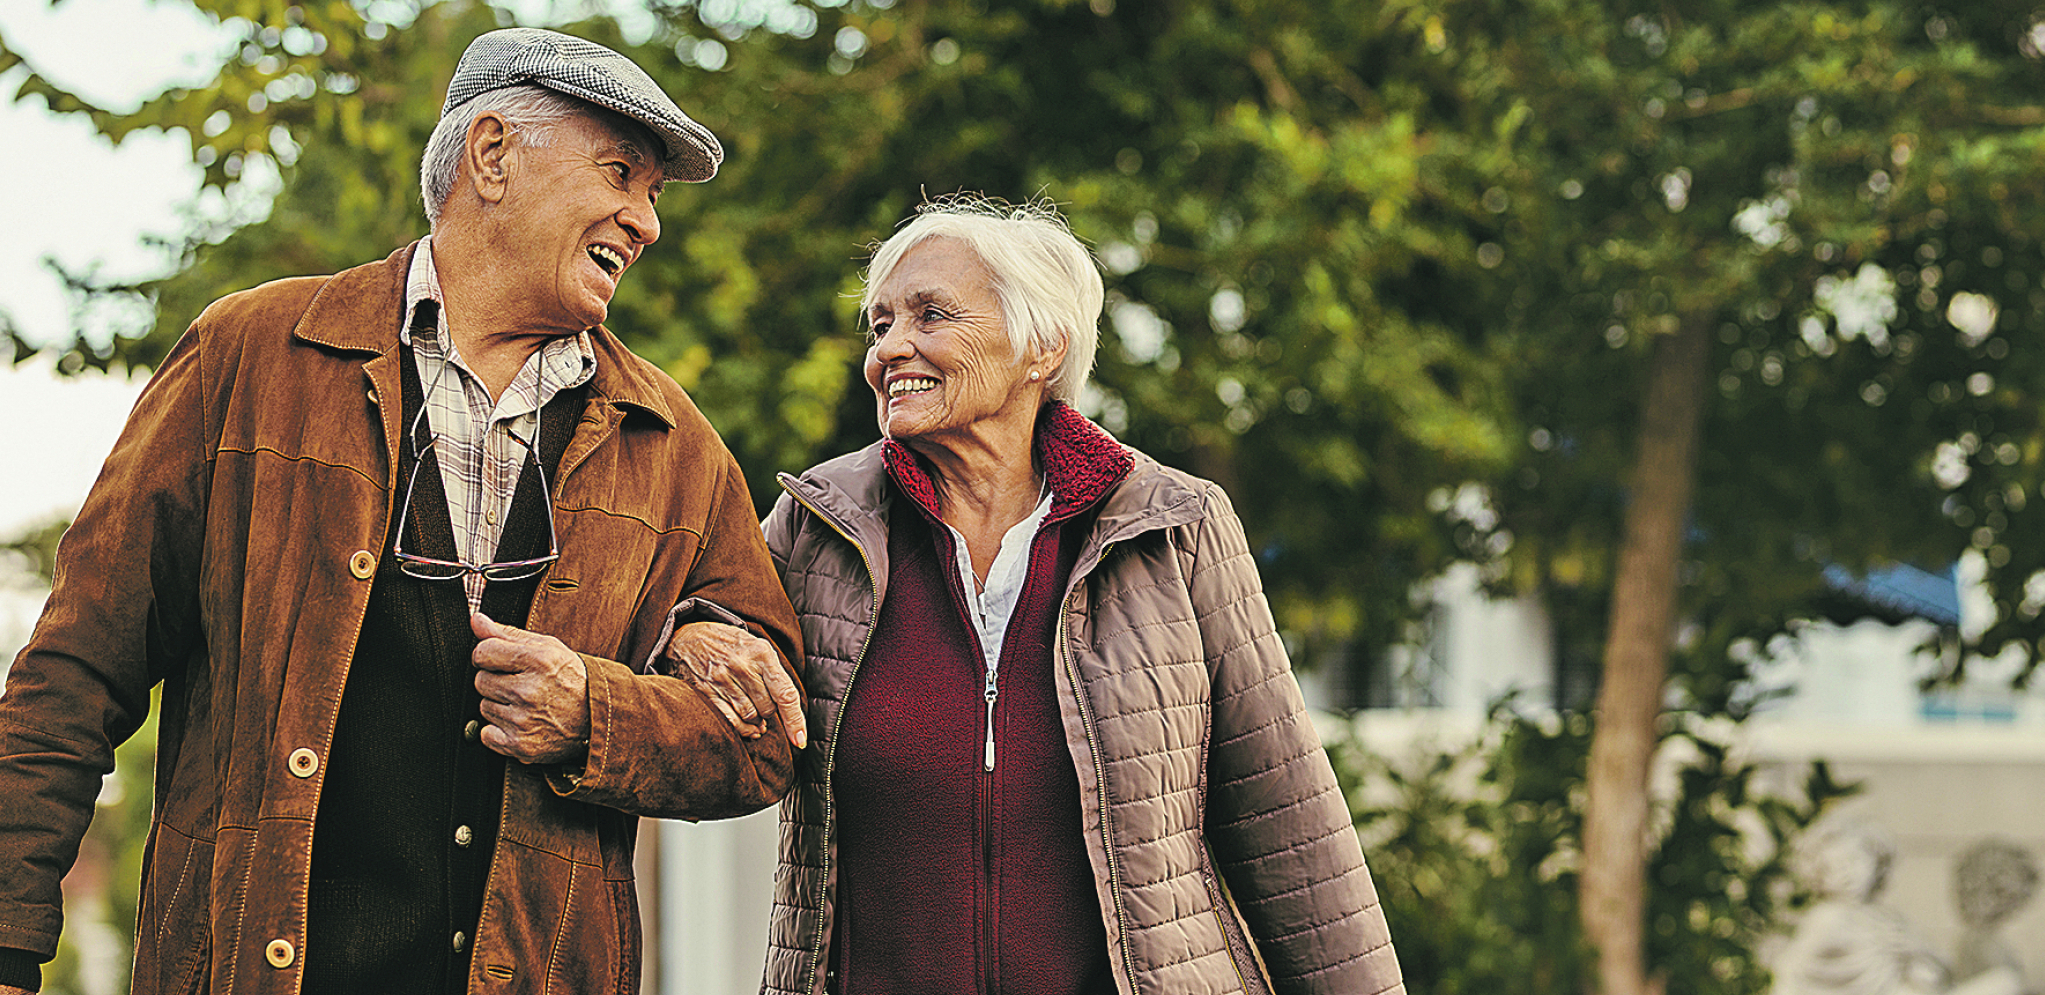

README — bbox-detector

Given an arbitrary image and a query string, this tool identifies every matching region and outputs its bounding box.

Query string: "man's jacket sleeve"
[0,328,212,960]
[547,445,804,822]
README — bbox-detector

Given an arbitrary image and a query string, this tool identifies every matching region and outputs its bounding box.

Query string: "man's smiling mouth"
[588,245,625,277]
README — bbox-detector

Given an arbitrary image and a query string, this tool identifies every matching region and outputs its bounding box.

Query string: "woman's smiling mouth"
[887,376,939,398]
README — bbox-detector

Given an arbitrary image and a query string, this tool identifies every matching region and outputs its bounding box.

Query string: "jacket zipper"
[783,484,883,995]
[983,663,999,771]
[1059,542,1138,995]
[1215,911,1254,994]
[1207,873,1255,993]
[980,688,997,994]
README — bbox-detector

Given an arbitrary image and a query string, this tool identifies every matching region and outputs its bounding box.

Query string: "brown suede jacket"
[0,244,800,994]
[760,408,1405,995]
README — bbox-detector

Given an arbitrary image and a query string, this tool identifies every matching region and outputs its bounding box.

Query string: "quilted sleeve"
[1189,482,1405,995]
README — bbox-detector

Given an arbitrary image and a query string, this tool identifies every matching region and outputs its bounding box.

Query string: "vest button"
[464,720,482,743]
[265,938,295,968]
[348,550,376,580]
[287,748,319,778]
[455,825,473,847]
[452,931,468,953]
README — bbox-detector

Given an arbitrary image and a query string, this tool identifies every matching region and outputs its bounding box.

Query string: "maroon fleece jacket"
[826,407,1131,995]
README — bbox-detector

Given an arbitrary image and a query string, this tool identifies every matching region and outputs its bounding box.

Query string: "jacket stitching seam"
[1206,692,1294,745]
[213,445,383,488]
[1231,861,1363,905]
[1211,783,1342,829]
[1212,741,1328,789]
[1286,942,1381,976]
[1089,613,1198,647]
[1234,818,1351,865]
[558,504,707,537]
[1198,622,1272,661]
[1264,902,1379,944]
[545,862,577,995]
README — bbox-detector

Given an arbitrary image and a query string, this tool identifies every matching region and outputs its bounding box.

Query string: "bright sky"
[0,0,233,533]
[0,0,237,655]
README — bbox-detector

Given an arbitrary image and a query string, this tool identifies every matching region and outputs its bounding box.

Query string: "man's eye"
[869,320,891,340]
[923,307,948,322]
[608,162,630,181]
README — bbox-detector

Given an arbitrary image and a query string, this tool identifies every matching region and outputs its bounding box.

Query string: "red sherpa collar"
[883,402,1134,526]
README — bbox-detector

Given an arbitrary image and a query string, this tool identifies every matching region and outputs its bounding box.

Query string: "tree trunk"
[1580,313,1713,995]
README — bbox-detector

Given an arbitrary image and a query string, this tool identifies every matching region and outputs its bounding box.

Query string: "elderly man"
[0,28,805,995]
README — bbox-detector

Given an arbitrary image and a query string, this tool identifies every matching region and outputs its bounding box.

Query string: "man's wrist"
[0,946,42,992]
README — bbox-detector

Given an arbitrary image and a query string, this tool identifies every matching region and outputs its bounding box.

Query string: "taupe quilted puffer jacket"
[758,434,1404,995]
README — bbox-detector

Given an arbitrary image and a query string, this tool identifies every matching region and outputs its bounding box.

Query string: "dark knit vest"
[828,404,1131,995]
[304,342,581,995]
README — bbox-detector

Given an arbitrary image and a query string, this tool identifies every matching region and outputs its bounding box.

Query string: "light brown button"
[287,748,319,778]
[452,931,468,953]
[485,509,498,526]
[455,825,473,847]
[349,550,376,580]
[463,720,482,743]
[266,938,295,968]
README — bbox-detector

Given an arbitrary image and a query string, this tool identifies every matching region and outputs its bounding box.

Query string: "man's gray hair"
[419,84,589,228]
[861,194,1104,406]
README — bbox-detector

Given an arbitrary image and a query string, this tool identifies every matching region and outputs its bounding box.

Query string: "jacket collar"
[879,402,1135,526]
[784,404,1206,557]
[290,240,677,429]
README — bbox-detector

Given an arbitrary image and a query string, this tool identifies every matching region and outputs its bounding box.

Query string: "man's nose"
[621,198,661,246]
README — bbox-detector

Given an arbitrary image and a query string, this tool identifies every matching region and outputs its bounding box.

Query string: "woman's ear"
[465,112,514,205]
[1034,333,1072,390]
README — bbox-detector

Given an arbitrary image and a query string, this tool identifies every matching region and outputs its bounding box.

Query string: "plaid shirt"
[401,240,596,609]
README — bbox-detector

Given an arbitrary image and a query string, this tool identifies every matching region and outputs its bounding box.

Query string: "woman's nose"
[871,324,913,361]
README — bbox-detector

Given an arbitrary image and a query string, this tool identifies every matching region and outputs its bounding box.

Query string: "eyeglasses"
[392,428,560,582]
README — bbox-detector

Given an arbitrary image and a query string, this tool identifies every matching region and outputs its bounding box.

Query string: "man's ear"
[465,112,514,205]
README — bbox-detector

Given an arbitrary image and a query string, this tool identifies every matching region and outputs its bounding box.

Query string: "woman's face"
[863,238,1043,446]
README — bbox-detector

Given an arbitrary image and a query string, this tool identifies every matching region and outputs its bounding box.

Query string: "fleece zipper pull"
[983,669,999,771]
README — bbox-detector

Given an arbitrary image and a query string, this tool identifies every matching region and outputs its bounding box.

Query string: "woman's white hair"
[860,194,1103,405]
[419,84,588,228]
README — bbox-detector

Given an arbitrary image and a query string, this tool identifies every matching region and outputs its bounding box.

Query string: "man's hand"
[0,985,32,995]
[471,613,591,765]
[662,622,807,749]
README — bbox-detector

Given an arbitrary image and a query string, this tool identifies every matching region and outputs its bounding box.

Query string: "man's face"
[497,110,664,334]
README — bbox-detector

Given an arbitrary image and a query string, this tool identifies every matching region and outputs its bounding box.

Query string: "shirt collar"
[399,237,598,388]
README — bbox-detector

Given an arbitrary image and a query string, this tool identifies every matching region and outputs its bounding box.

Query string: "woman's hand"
[662,621,808,749]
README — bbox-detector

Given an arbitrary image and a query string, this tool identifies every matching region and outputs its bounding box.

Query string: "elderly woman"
[758,196,1404,995]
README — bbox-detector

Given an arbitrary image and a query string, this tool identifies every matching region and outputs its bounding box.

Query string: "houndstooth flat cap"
[443,28,723,183]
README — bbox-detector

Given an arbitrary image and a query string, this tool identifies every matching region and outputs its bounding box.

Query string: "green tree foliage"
[1460,1,2045,680]
[5,0,1525,659]
[0,517,68,586]
[1387,5,2045,988]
